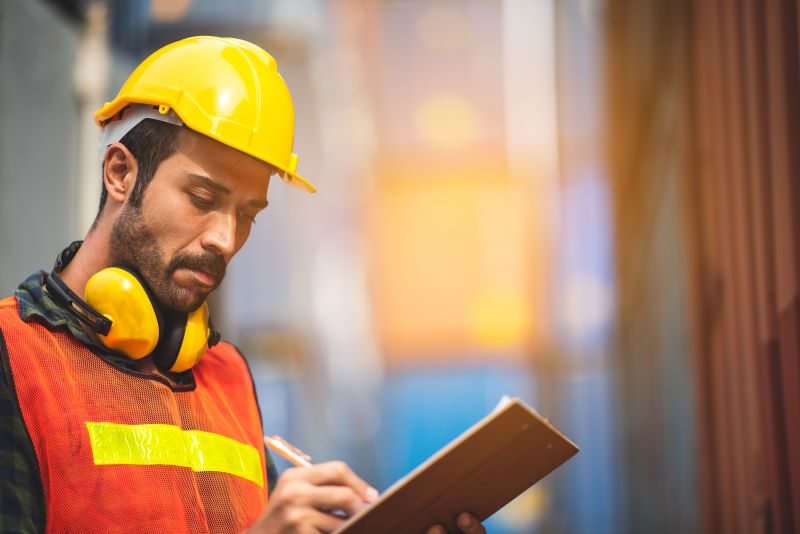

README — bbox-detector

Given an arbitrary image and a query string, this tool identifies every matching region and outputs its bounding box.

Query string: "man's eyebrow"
[185,172,268,209]
[185,173,231,195]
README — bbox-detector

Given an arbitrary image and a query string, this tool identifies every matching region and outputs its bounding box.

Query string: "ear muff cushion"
[150,308,189,372]
[84,267,161,359]
[165,303,210,373]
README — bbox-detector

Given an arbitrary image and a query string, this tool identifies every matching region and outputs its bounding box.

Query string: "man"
[0,37,485,533]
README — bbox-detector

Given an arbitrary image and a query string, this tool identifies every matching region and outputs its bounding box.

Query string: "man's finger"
[456,513,486,534]
[307,485,371,517]
[292,461,379,503]
[286,508,346,534]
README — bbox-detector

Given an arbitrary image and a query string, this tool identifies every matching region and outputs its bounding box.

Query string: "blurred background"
[1,0,799,532]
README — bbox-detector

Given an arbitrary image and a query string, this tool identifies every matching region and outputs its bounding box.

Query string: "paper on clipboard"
[335,397,579,534]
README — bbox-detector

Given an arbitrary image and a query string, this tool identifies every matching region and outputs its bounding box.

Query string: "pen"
[264,435,314,467]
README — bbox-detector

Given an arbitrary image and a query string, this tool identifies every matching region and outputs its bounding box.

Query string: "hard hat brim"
[277,170,316,193]
[96,100,317,194]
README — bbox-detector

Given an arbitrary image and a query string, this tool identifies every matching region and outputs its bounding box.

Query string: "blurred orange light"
[367,161,538,361]
[469,287,532,351]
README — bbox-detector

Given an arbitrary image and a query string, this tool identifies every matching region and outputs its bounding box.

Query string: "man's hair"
[93,118,180,225]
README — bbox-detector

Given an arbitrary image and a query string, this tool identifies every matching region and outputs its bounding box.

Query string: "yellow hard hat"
[95,36,315,193]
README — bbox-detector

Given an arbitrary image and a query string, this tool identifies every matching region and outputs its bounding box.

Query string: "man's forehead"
[174,127,277,175]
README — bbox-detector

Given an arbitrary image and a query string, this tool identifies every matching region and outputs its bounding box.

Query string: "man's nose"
[201,212,237,261]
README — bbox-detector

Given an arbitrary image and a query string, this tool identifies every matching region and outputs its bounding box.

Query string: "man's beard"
[108,205,226,313]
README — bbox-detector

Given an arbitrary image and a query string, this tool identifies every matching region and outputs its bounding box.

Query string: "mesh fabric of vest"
[0,297,268,534]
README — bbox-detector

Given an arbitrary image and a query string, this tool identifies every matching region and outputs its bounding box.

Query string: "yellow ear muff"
[168,302,210,373]
[84,268,160,360]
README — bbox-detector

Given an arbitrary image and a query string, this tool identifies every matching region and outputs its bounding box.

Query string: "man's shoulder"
[204,340,245,361]
[198,341,253,379]
[0,295,19,312]
[0,295,23,329]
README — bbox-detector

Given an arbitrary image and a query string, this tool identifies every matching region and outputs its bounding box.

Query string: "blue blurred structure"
[376,362,534,488]
[253,359,545,533]
[378,362,538,534]
[556,367,618,534]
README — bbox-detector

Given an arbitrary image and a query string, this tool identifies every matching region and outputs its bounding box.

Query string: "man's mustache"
[167,251,227,285]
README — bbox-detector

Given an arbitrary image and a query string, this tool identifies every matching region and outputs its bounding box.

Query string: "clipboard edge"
[335,398,579,531]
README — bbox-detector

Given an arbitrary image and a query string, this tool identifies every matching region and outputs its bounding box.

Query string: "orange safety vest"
[0,296,268,533]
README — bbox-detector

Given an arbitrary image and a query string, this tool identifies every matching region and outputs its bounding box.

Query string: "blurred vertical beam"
[73,1,109,235]
[606,0,699,531]
[690,0,778,529]
[684,1,721,531]
[306,0,383,476]
[764,0,800,528]
[693,0,739,528]
[739,0,786,530]
[502,0,560,352]
[717,0,764,529]
[690,0,758,530]
[552,0,619,531]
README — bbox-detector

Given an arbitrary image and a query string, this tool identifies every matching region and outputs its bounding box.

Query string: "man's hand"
[246,461,378,534]
[425,513,487,534]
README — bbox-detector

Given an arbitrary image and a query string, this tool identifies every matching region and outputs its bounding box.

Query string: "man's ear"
[103,142,137,204]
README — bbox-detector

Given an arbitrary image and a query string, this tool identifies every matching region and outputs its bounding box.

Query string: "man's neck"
[59,222,111,298]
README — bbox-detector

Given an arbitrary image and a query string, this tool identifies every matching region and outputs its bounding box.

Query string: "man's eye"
[238,211,257,225]
[190,194,213,209]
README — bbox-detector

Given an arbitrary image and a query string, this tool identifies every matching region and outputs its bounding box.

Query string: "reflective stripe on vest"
[0,296,268,534]
[85,422,264,487]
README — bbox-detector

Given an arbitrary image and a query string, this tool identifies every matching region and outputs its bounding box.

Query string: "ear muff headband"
[45,271,112,335]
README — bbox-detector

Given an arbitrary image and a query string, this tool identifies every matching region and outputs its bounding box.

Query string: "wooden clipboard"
[335,397,579,534]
